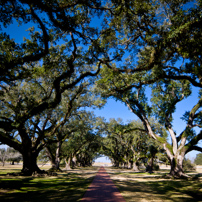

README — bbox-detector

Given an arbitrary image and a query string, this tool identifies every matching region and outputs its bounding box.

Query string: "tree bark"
[65,157,72,170]
[146,157,154,173]
[132,161,139,171]
[21,150,43,176]
[169,155,189,178]
[72,155,77,168]
[164,144,189,178]
[49,141,61,171]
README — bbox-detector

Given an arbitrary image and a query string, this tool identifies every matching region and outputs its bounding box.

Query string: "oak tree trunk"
[146,157,154,173]
[72,156,77,168]
[49,142,61,171]
[21,150,42,176]
[132,161,139,171]
[169,155,188,178]
[65,157,72,170]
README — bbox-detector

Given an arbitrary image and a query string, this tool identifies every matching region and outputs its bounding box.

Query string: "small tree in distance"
[183,158,196,172]
[194,153,202,165]
[0,147,22,166]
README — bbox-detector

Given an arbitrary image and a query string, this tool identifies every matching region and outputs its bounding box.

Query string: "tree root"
[32,171,57,177]
[163,172,191,179]
[47,167,63,173]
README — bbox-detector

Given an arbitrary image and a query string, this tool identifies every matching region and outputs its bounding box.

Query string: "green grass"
[1,165,202,202]
[0,168,22,175]
[107,169,202,202]
[0,166,97,202]
[114,179,202,202]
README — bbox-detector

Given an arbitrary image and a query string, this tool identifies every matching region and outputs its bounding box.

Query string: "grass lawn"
[1,164,202,202]
[0,164,98,202]
[106,167,202,202]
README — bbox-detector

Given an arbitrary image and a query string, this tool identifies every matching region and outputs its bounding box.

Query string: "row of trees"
[101,119,168,172]
[2,118,200,172]
[0,0,202,177]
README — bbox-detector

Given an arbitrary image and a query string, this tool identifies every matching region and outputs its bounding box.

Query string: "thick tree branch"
[0,131,21,152]
[189,146,202,153]
[185,130,202,154]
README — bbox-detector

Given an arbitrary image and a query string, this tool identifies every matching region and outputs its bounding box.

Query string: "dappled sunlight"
[105,167,202,202]
[1,164,202,201]
[112,179,201,202]
[0,165,97,202]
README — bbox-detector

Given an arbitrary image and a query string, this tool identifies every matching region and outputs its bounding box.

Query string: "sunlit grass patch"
[0,168,22,175]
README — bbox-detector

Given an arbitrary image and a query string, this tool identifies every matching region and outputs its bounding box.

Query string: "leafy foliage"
[183,158,196,171]
[101,118,165,170]
[194,153,202,165]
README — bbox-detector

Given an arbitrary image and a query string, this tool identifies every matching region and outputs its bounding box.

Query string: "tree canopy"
[94,0,202,177]
[0,0,107,175]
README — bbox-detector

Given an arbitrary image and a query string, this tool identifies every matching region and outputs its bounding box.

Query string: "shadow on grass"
[0,174,94,202]
[114,179,202,202]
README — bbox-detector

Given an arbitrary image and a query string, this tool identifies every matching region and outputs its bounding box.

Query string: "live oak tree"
[95,0,202,177]
[130,119,166,172]
[0,69,103,175]
[0,148,7,166]
[1,0,201,177]
[104,119,143,169]
[76,133,102,167]
[0,0,107,175]
[151,80,202,176]
[99,0,202,87]
[6,147,22,165]
[44,86,104,171]
[40,83,89,171]
[102,119,133,168]
[96,64,201,177]
[0,147,21,166]
[0,0,108,83]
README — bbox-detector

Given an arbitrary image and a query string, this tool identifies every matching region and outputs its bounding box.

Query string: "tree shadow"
[113,178,202,202]
[0,175,94,202]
